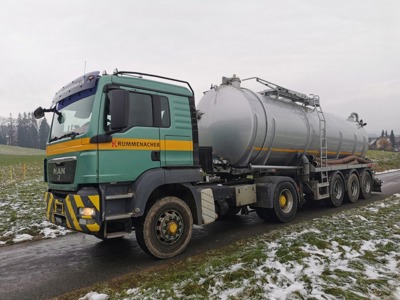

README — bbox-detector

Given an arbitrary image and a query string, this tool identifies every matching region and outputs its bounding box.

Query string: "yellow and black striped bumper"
[45,192,101,233]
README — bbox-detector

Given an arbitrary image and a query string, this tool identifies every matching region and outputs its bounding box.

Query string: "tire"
[345,172,360,203]
[359,170,372,199]
[256,182,298,223]
[255,207,274,221]
[135,196,193,259]
[326,172,345,207]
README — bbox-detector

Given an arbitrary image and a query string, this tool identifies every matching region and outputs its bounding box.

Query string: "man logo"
[53,167,66,175]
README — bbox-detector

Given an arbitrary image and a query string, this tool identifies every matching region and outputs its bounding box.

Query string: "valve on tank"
[221,74,241,88]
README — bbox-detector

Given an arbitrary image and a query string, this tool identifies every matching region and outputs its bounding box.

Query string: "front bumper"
[45,192,101,233]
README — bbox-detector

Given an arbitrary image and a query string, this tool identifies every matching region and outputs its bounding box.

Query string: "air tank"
[197,75,368,167]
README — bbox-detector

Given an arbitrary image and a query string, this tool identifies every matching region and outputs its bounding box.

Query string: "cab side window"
[104,90,171,130]
[129,93,153,127]
[160,96,170,128]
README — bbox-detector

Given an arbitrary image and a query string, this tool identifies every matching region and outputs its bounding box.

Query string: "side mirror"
[34,107,45,119]
[109,90,130,130]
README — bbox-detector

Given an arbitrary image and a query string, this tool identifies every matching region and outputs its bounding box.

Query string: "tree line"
[380,130,396,149]
[0,113,50,150]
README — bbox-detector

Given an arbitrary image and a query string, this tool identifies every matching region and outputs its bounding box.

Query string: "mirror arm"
[34,106,62,119]
[45,107,61,117]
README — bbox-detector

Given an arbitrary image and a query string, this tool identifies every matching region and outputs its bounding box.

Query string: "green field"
[0,144,44,156]
[0,145,69,245]
[366,150,400,172]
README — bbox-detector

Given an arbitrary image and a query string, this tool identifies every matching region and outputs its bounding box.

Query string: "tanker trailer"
[197,75,381,222]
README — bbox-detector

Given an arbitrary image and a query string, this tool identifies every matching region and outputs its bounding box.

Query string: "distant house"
[369,138,378,149]
[369,137,392,151]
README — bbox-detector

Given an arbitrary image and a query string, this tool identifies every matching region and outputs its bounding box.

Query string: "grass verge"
[56,195,400,300]
[366,150,400,172]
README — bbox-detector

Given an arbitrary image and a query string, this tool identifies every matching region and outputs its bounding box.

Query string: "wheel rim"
[156,210,184,245]
[279,189,293,213]
[363,176,371,193]
[350,178,359,197]
[333,180,343,199]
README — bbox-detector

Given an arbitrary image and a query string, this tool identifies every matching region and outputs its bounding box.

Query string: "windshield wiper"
[50,132,80,142]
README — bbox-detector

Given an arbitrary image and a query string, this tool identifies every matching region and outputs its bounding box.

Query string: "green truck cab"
[35,70,203,258]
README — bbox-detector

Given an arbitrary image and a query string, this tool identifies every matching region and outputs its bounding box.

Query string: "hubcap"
[333,181,343,199]
[279,195,287,208]
[156,210,184,245]
[168,221,178,235]
[279,189,293,213]
[350,179,359,196]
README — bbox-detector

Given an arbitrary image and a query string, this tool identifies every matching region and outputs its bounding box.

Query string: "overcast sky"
[1,0,399,135]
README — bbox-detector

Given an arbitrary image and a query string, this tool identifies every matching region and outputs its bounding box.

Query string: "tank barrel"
[198,75,369,168]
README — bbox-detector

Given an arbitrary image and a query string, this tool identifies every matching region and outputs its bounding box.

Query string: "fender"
[131,167,202,217]
[253,176,299,208]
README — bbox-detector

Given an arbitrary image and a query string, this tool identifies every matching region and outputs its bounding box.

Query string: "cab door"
[98,89,161,183]
[158,94,193,166]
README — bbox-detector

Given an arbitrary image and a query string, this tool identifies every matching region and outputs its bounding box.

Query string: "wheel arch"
[131,168,202,224]
[329,170,345,183]
[254,176,299,209]
[145,183,201,225]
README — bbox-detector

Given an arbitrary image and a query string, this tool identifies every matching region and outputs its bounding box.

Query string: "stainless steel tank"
[197,76,369,167]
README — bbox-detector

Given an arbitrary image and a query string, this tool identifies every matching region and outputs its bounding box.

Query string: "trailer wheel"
[256,182,298,223]
[135,196,193,259]
[345,172,360,203]
[326,172,345,207]
[359,171,372,199]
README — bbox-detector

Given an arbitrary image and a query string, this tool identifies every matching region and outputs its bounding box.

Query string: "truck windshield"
[50,95,95,142]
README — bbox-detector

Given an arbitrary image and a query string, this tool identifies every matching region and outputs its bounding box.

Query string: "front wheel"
[135,196,193,259]
[256,182,298,223]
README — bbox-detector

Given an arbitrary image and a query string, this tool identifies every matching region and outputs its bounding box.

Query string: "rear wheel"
[326,172,345,207]
[345,172,360,203]
[359,170,372,199]
[135,196,193,259]
[256,182,298,223]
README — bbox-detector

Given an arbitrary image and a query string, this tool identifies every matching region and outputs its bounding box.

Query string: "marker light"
[79,207,96,217]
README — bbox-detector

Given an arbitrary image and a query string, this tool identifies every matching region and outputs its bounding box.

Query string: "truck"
[34,69,381,259]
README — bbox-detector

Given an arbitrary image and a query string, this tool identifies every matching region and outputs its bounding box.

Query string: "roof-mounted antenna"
[83,61,87,76]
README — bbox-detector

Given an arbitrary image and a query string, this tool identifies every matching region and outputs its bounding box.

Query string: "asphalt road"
[0,171,399,300]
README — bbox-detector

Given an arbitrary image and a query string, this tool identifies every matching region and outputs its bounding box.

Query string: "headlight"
[79,207,96,217]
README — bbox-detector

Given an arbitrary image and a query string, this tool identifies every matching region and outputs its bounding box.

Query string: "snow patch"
[78,291,109,300]
[393,287,400,299]
[376,169,400,175]
[12,234,33,243]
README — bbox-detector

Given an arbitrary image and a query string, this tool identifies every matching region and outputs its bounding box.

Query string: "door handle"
[151,151,160,161]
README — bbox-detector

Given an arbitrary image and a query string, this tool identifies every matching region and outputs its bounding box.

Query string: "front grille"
[47,160,76,184]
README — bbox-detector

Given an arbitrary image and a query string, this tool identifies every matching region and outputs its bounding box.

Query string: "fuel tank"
[197,76,368,167]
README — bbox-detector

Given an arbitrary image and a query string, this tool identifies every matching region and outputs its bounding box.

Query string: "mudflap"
[372,178,383,192]
[44,192,101,233]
